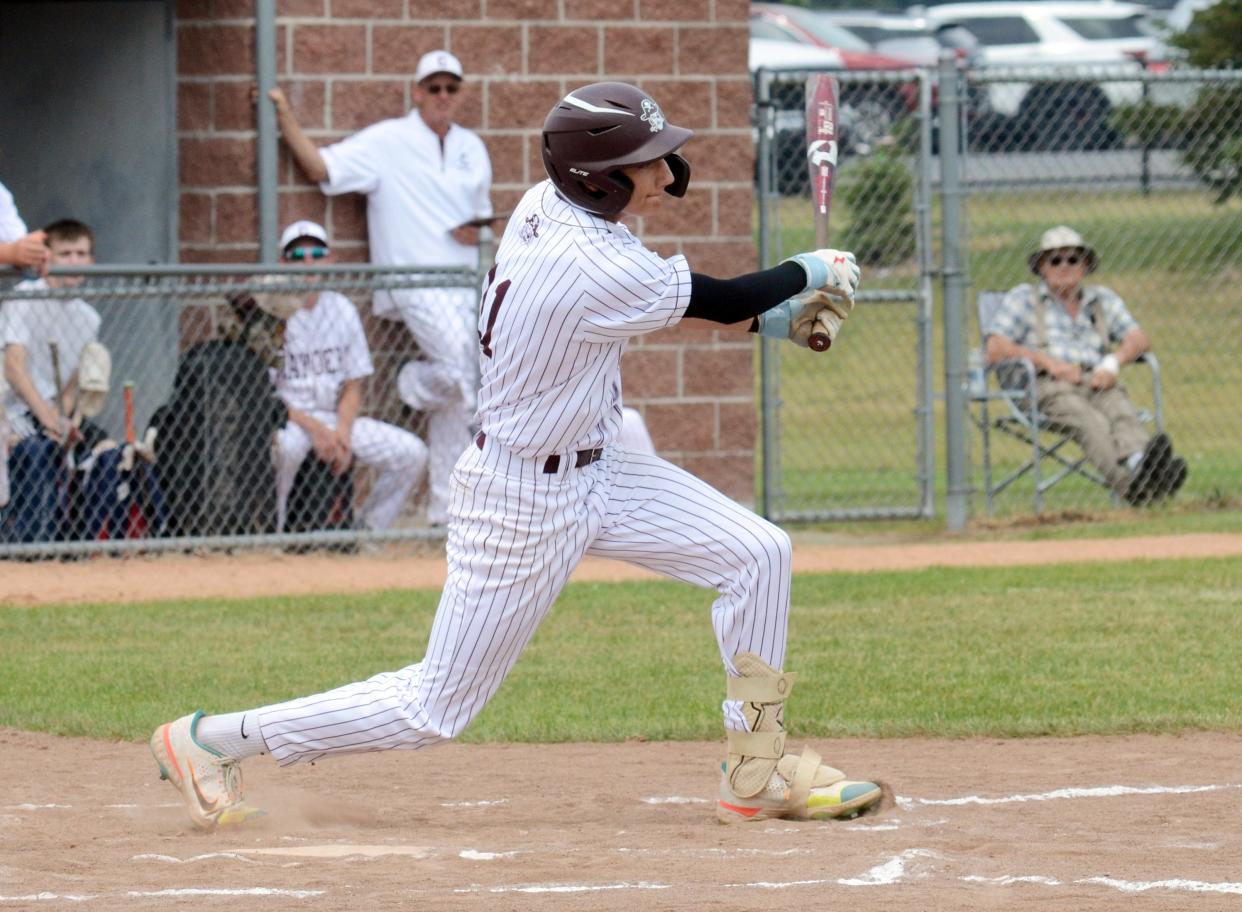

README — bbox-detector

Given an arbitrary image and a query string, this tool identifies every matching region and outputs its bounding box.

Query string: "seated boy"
[272,221,428,532]
[0,219,107,542]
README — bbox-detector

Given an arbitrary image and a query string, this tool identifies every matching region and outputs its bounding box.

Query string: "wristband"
[1098,354,1120,376]
[757,300,795,340]
[781,253,829,292]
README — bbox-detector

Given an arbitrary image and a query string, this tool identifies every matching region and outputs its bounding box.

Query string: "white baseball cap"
[414,50,463,84]
[75,341,112,419]
[279,219,328,254]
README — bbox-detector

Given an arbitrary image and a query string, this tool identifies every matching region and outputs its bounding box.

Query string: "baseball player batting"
[150,81,877,829]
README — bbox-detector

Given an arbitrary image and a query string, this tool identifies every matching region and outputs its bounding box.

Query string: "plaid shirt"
[986,281,1138,368]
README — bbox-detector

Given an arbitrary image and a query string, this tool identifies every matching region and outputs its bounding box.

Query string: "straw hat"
[1028,225,1098,275]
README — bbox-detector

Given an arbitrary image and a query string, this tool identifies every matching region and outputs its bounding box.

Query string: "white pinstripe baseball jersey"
[275,291,372,413]
[475,180,690,459]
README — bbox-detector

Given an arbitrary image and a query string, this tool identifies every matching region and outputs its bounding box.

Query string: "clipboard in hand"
[455,212,511,230]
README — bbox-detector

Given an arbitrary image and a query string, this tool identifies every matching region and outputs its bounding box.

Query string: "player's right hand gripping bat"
[806,74,841,353]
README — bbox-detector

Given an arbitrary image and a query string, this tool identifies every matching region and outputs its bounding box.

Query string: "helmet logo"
[640,99,664,133]
[570,167,590,177]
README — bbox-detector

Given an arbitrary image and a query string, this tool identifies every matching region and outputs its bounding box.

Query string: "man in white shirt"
[0,179,48,272]
[268,50,493,526]
[271,220,428,533]
[0,180,48,506]
[1,219,101,541]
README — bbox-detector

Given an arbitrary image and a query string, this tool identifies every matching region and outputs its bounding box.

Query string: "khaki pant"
[1035,375,1149,494]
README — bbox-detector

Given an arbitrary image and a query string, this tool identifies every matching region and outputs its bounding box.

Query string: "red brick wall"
[175,0,757,501]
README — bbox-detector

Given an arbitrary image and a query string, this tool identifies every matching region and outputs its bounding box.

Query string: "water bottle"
[967,347,986,397]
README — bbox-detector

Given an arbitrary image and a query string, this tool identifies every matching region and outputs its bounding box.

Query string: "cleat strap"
[726,672,797,703]
[788,747,821,818]
[727,729,785,760]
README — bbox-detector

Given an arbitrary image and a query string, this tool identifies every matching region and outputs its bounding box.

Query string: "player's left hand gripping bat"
[805,74,841,353]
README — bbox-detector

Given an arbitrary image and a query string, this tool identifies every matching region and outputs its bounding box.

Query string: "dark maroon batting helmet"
[542,82,692,219]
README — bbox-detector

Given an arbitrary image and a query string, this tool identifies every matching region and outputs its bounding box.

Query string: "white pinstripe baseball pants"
[272,415,428,533]
[392,289,479,526]
[257,437,792,766]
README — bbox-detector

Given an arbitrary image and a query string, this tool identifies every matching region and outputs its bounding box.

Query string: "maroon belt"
[475,432,603,474]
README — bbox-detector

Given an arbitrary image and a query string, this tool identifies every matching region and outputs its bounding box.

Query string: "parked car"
[752,2,923,152]
[913,1,1174,149]
[815,9,984,68]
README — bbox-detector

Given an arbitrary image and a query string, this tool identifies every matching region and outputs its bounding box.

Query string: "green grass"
[761,185,1242,518]
[5,556,1241,742]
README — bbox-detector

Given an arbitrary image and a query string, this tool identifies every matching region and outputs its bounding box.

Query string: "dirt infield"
[3,533,1242,909]
[4,531,1242,607]
[3,729,1240,910]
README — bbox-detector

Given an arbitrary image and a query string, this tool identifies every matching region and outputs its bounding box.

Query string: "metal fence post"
[938,52,971,531]
[755,73,781,520]
[915,68,937,519]
[255,0,278,263]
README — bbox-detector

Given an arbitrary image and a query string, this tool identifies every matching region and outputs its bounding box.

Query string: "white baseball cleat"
[150,710,263,830]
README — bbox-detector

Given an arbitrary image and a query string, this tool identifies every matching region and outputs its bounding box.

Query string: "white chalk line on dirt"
[0,888,323,902]
[14,782,1237,817]
[965,874,1242,895]
[730,853,1242,895]
[728,848,941,889]
[134,852,263,865]
[641,795,710,805]
[453,881,672,895]
[897,782,1242,808]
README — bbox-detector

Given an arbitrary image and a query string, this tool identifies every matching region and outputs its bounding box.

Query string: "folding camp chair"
[970,290,1164,515]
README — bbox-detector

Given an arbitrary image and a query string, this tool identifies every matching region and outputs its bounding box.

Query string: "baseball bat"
[805,74,841,353]
[122,380,145,540]
[48,342,65,443]
[124,381,136,445]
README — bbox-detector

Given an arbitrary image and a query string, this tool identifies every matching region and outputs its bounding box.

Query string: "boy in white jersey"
[268,50,494,526]
[153,83,881,829]
[1,220,103,541]
[271,221,428,532]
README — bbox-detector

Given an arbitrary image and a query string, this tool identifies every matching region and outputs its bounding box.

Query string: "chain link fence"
[756,67,936,521]
[756,62,1241,522]
[961,66,1242,517]
[0,264,481,557]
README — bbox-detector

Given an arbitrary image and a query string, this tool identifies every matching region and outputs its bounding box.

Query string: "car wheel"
[1013,81,1123,152]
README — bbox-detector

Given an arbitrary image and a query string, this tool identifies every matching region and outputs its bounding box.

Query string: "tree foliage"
[840,149,917,266]
[1168,0,1242,67]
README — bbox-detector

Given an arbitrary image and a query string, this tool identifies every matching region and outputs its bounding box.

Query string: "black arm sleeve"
[684,261,806,325]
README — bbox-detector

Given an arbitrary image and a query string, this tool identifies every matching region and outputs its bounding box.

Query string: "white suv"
[915,2,1169,115]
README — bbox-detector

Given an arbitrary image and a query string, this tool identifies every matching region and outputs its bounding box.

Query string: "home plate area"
[2,729,1240,910]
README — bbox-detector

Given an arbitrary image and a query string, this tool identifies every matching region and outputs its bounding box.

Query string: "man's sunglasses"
[426,82,460,95]
[284,245,329,261]
[1047,254,1082,267]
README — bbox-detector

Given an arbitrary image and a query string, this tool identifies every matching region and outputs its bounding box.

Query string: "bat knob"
[809,333,831,353]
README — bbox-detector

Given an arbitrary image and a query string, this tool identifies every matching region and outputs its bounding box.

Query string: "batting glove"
[784,249,861,301]
[757,290,853,348]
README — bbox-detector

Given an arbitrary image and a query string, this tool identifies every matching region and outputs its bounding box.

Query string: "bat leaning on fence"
[806,74,842,353]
